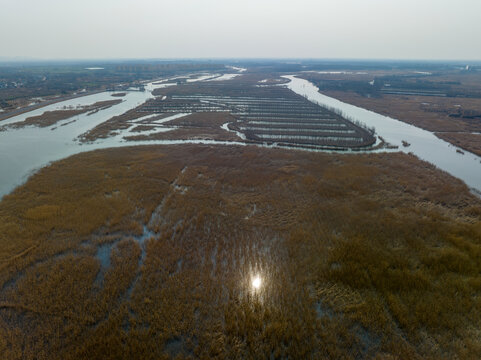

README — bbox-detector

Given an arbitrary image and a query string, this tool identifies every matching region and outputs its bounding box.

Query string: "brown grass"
[124,127,240,142]
[3,99,122,129]
[152,81,301,99]
[0,144,480,359]
[125,112,241,142]
[435,132,481,156]
[320,91,481,133]
[309,89,481,156]
[0,91,105,123]
[79,108,179,142]
[163,112,235,128]
[79,109,151,142]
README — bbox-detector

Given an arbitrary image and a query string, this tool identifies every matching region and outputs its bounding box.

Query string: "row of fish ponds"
[138,92,375,148]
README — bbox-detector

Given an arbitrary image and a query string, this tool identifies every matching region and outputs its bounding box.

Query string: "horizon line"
[0,57,480,64]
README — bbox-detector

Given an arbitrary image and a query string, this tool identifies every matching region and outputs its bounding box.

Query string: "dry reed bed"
[78,109,172,143]
[2,99,122,130]
[125,112,241,142]
[435,132,481,157]
[0,144,480,359]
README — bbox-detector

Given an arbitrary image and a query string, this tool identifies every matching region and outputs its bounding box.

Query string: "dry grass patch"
[3,100,122,129]
[435,132,481,156]
[0,145,479,359]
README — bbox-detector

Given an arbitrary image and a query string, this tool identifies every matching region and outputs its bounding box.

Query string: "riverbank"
[0,72,480,203]
[284,76,481,193]
[300,88,481,156]
[0,90,105,123]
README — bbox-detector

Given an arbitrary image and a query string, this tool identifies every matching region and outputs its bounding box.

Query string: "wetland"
[1,60,480,359]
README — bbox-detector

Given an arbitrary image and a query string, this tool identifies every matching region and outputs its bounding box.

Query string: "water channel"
[284,75,481,194]
[0,72,480,199]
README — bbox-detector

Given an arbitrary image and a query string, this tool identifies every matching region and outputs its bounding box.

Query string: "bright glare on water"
[252,276,262,290]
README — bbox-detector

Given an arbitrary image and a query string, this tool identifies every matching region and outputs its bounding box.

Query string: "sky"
[1,0,481,60]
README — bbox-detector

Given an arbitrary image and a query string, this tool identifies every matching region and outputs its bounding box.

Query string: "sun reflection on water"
[252,275,262,290]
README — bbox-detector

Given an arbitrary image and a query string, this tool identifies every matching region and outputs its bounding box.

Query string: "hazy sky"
[2,0,480,60]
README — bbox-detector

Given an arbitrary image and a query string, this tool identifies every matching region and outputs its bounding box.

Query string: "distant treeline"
[115,63,225,73]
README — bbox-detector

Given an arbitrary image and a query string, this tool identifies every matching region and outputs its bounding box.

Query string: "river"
[283,75,481,194]
[0,74,248,199]
[0,73,480,199]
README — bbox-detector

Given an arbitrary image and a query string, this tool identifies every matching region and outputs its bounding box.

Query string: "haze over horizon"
[2,0,481,61]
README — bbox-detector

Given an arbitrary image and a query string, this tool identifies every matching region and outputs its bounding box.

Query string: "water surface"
[284,75,481,193]
[0,71,479,199]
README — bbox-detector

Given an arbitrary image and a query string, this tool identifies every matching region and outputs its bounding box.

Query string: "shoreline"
[0,90,107,123]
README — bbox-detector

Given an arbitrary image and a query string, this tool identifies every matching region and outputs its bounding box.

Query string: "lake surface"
[0,72,480,199]
[284,76,481,194]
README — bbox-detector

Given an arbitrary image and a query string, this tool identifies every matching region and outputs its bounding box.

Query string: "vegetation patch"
[297,69,481,154]
[2,99,122,129]
[0,144,479,359]
[435,132,481,156]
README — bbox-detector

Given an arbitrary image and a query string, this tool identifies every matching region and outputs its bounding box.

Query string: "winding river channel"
[284,76,481,194]
[0,73,480,199]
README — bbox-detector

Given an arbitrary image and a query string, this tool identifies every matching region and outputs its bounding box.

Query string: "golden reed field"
[0,144,480,359]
